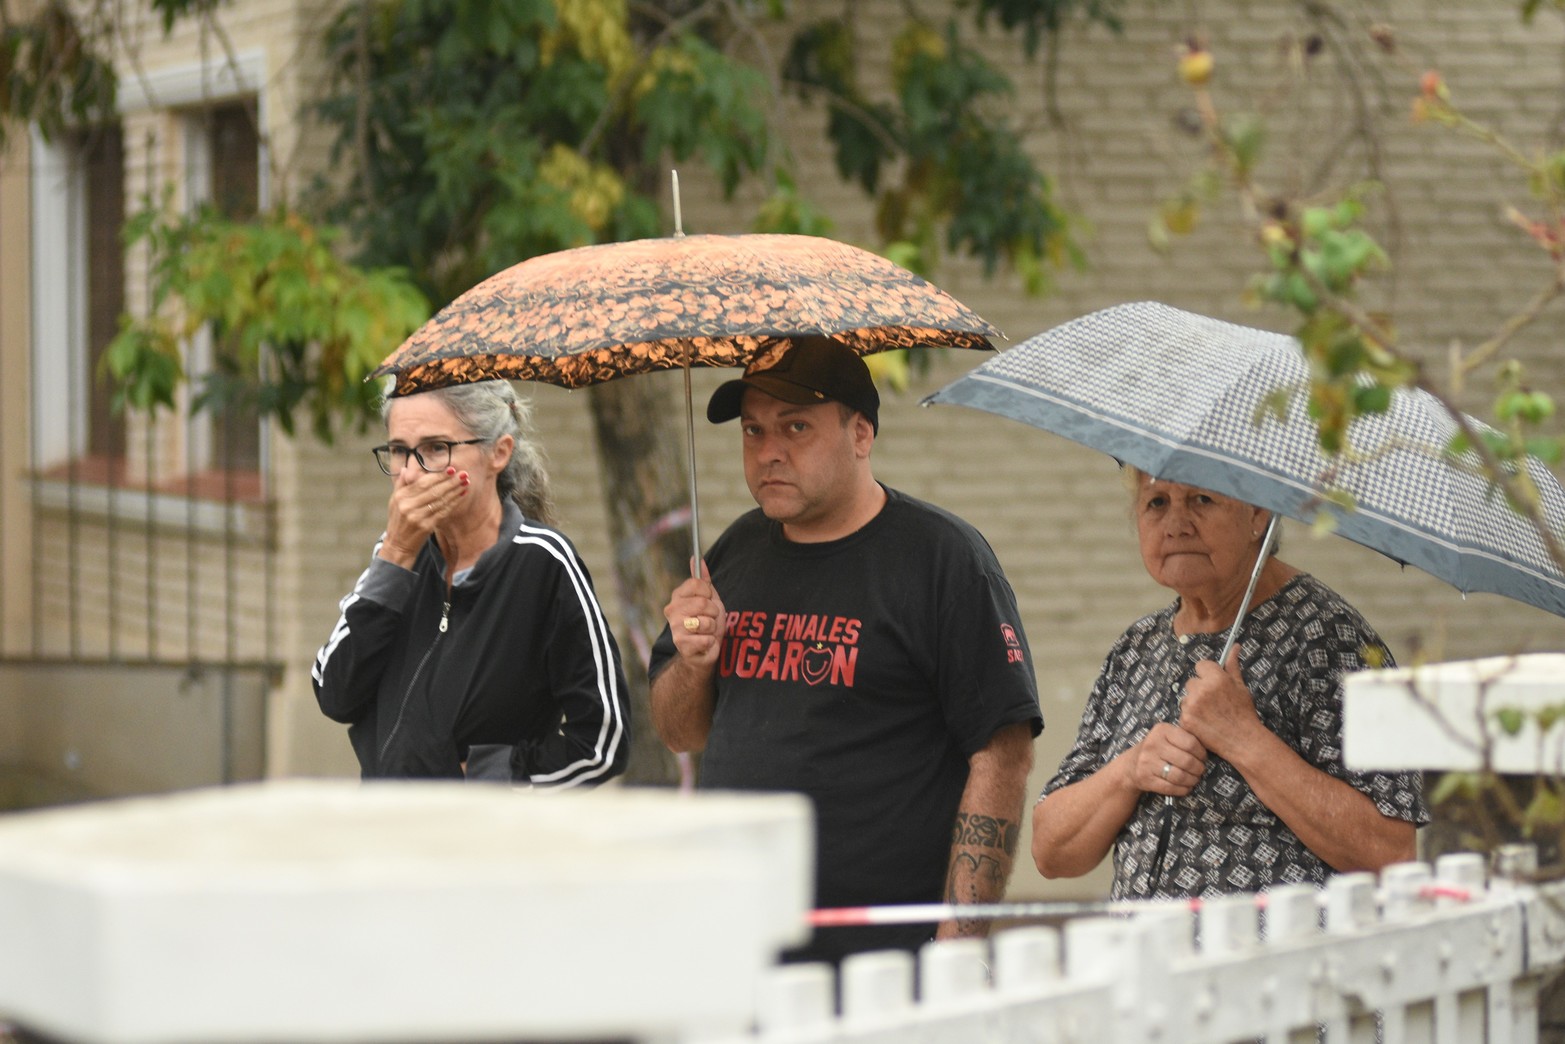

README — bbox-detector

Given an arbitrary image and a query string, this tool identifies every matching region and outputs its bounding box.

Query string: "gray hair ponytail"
[384,381,558,527]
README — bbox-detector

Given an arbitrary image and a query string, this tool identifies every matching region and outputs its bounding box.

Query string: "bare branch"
[1459,269,1565,377]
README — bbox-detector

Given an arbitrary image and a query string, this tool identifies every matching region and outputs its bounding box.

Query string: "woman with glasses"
[312,380,629,786]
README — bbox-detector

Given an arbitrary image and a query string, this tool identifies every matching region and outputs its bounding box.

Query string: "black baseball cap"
[707,336,881,433]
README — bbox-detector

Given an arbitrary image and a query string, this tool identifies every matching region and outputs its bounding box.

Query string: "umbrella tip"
[671,170,684,238]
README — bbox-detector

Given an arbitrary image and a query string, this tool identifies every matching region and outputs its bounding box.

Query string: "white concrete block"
[0,780,812,1043]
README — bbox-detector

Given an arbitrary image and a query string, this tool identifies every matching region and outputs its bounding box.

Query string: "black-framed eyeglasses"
[371,438,489,476]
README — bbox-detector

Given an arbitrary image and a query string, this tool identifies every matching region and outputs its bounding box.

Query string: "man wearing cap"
[648,336,1043,963]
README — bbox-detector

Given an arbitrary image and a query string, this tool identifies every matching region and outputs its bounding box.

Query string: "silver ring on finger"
[1161,762,1172,780]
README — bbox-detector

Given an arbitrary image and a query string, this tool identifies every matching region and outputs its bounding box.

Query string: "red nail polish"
[446,467,456,476]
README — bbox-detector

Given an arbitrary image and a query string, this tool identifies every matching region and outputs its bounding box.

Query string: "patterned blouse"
[1041,573,1429,900]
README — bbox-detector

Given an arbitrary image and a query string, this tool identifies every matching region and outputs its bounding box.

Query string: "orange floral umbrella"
[372,233,997,394]
[372,232,999,570]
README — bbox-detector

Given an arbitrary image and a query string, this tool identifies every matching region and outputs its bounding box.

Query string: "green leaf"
[1282,272,1318,312]
[1494,706,1527,737]
[1146,213,1171,254]
[1523,787,1565,832]
[1321,488,1358,513]
[98,312,184,415]
[1536,703,1565,735]
[967,0,1127,59]
[753,172,836,237]
[1352,384,1392,415]
[1525,437,1564,465]
[1254,387,1293,425]
[1301,206,1332,240]
[107,203,428,439]
[633,36,770,195]
[1224,115,1266,177]
[1522,391,1555,424]
[1429,771,1484,805]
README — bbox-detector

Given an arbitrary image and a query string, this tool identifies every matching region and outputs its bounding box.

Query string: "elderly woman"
[313,380,629,786]
[1032,471,1427,898]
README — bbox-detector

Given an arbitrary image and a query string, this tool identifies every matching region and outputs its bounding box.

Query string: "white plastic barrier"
[1343,652,1565,773]
[4,781,1565,1043]
[0,780,812,1043]
[735,848,1565,1044]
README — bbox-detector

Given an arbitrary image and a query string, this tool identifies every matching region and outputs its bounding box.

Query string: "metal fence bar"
[185,405,198,664]
[222,419,238,782]
[64,144,83,662]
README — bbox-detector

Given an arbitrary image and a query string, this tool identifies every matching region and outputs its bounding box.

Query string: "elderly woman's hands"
[1130,722,1206,797]
[1179,647,1265,762]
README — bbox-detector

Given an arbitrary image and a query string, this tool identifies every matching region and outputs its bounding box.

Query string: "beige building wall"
[0,0,350,765]
[0,122,43,805]
[3,0,1563,904]
[0,133,33,665]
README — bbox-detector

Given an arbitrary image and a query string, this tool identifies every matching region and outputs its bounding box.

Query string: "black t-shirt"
[650,486,1042,959]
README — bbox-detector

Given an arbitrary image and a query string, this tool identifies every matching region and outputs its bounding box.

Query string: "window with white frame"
[184,98,264,477]
[30,50,270,500]
[29,124,126,479]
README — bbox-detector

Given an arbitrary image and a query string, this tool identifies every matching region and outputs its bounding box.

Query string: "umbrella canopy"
[374,232,997,574]
[372,233,997,395]
[924,300,1565,619]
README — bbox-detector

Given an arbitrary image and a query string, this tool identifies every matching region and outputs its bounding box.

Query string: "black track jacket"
[313,500,629,786]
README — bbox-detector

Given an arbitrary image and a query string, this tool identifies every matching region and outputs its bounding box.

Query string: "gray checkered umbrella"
[925,300,1565,618]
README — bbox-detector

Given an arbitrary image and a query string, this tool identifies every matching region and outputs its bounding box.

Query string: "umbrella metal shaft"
[683,341,701,578]
[1218,513,1281,665]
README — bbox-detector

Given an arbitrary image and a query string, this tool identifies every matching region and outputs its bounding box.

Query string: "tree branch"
[1459,268,1565,378]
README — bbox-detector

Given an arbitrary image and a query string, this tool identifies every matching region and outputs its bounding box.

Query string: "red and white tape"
[808,883,1474,928]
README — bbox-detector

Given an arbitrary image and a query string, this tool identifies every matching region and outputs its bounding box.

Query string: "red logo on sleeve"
[1001,623,1025,664]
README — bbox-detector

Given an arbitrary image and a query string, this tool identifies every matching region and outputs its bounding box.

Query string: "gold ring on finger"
[683,616,701,632]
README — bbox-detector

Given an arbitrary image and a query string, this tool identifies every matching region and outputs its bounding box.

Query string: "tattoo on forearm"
[943,815,1019,936]
[952,812,1020,856]
[944,852,1008,938]
[946,852,1007,903]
